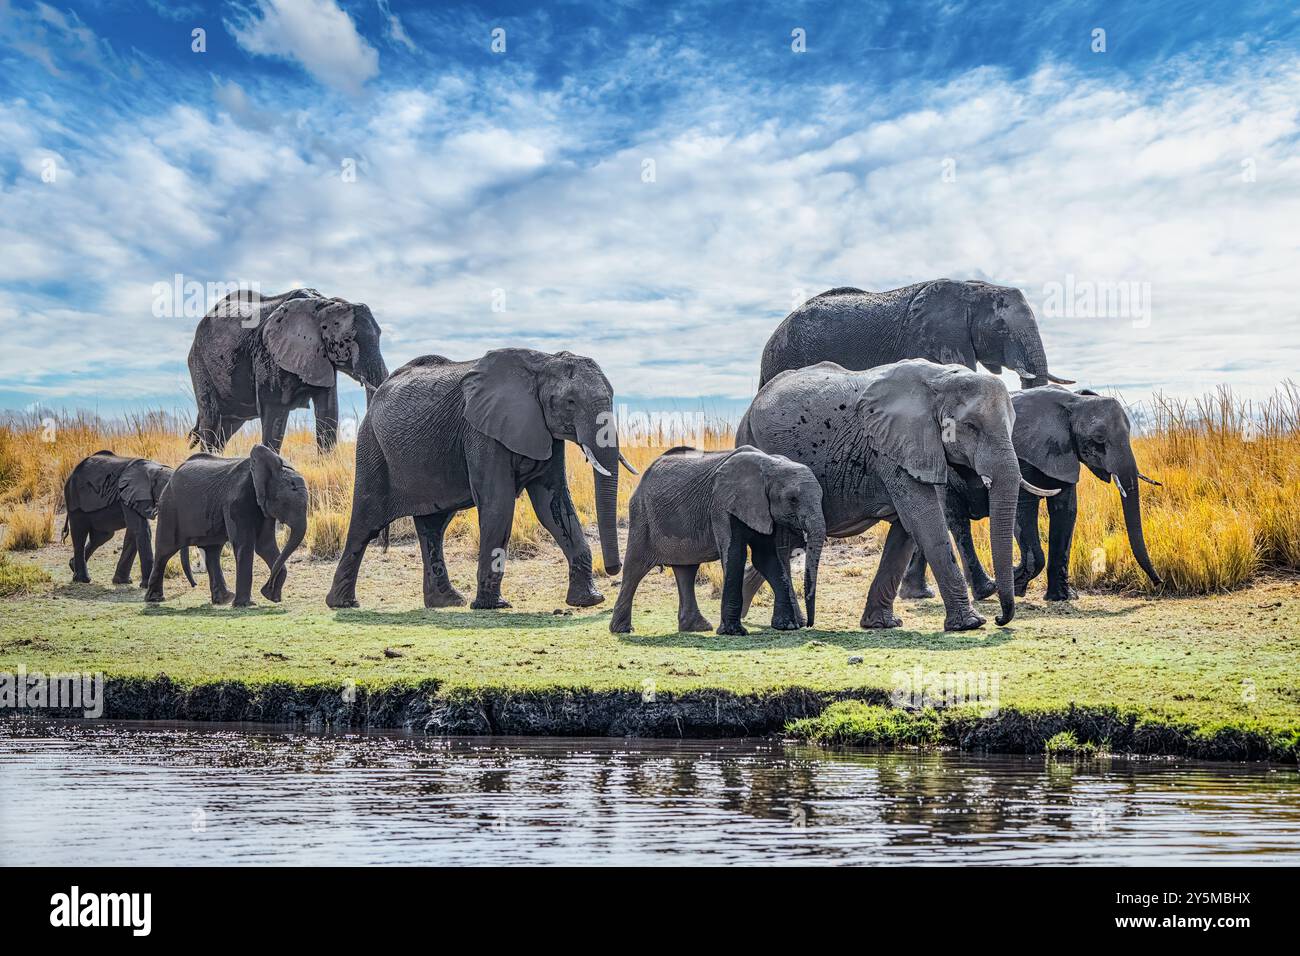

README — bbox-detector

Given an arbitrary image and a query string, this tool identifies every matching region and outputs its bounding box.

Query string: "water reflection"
[1,719,1297,865]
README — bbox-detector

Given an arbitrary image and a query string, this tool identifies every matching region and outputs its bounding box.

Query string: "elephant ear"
[712,447,775,535]
[857,361,950,485]
[1011,386,1080,484]
[250,444,283,514]
[461,349,553,461]
[66,451,122,513]
[905,279,977,368]
[118,459,162,519]
[262,297,336,388]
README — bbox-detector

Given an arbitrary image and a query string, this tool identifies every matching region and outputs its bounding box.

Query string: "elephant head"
[251,444,308,601]
[462,348,629,575]
[712,447,826,626]
[1013,386,1162,587]
[119,460,174,520]
[261,296,389,392]
[911,279,1073,389]
[859,359,1058,625]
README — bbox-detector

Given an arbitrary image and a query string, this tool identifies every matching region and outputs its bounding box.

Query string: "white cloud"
[225,0,380,96]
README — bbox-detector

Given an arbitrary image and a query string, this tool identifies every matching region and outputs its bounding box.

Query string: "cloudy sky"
[1,0,1298,424]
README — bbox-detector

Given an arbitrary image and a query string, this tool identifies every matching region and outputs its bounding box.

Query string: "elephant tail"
[60,515,69,543]
[180,546,197,587]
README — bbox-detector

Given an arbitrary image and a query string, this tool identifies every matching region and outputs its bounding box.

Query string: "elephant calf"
[63,450,192,587]
[145,445,308,607]
[610,446,825,636]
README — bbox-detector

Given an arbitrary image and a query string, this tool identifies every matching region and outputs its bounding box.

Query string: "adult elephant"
[325,349,632,611]
[187,288,389,452]
[737,359,1057,631]
[899,386,1162,601]
[758,280,1073,389]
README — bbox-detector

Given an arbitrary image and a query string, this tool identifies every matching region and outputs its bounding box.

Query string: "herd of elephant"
[62,280,1161,632]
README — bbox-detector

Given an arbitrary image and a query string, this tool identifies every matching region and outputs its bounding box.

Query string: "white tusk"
[1112,473,1127,498]
[1046,373,1076,385]
[582,444,612,477]
[1020,477,1060,497]
[981,474,993,489]
[618,452,639,475]
[1138,473,1162,487]
[1013,367,1032,379]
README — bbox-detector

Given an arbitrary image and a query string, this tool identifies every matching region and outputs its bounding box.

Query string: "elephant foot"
[770,612,801,631]
[861,608,903,629]
[111,575,131,585]
[898,580,935,600]
[971,579,998,601]
[211,588,234,606]
[565,584,605,608]
[137,581,148,589]
[144,589,163,604]
[259,583,283,603]
[678,613,713,633]
[609,615,633,634]
[715,621,748,636]
[70,574,91,585]
[232,598,256,609]
[943,608,986,632]
[326,587,359,609]
[424,587,467,608]
[471,595,512,610]
[1045,585,1078,602]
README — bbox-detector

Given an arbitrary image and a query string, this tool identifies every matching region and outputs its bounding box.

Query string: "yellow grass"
[1,502,54,551]
[2,389,1297,594]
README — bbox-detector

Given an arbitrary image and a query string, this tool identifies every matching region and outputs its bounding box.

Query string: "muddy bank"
[4,675,1295,761]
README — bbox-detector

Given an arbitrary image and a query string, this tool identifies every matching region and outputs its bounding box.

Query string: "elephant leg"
[313,387,340,452]
[609,552,654,634]
[1044,484,1078,601]
[205,546,233,605]
[889,476,984,631]
[739,565,766,619]
[752,536,800,631]
[260,404,291,453]
[68,515,92,583]
[326,511,384,609]
[82,526,114,564]
[899,548,934,599]
[413,511,466,608]
[255,520,286,602]
[952,516,996,600]
[112,530,137,585]
[144,546,178,603]
[213,417,245,451]
[471,498,515,609]
[862,521,913,629]
[716,530,752,636]
[1013,492,1044,596]
[526,469,602,608]
[672,565,712,632]
[231,539,256,607]
[124,510,153,586]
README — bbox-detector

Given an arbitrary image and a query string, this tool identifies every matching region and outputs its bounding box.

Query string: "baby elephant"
[145,445,308,607]
[63,450,192,587]
[610,446,825,635]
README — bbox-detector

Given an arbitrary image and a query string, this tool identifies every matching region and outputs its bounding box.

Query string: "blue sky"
[1,0,1298,425]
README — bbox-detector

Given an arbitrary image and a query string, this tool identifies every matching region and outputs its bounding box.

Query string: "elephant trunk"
[1013,329,1073,387]
[265,519,306,602]
[981,451,1020,626]
[578,414,621,576]
[1115,464,1161,587]
[801,512,825,628]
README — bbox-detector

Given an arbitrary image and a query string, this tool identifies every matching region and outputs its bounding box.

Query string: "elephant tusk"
[1112,473,1127,498]
[582,444,613,477]
[981,474,993,489]
[1020,477,1059,497]
[1139,473,1162,487]
[618,452,639,476]
[1046,372,1076,385]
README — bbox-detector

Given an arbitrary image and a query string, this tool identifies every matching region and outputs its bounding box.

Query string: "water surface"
[2,719,1297,865]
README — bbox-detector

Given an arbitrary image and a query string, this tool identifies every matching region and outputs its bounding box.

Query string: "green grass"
[0,553,51,598]
[1,534,1298,756]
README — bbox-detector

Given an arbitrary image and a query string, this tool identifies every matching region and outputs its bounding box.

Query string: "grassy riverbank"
[1,532,1297,759]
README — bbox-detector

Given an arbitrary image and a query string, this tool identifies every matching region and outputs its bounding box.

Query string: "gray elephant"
[738,359,1057,631]
[326,348,634,611]
[187,288,388,452]
[900,386,1162,601]
[610,446,825,635]
[62,450,192,587]
[145,445,308,607]
[759,280,1073,389]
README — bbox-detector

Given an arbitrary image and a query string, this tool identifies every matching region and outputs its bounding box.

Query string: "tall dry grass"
[3,392,1297,595]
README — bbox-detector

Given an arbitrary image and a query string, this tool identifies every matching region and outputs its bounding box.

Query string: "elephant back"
[64,451,130,514]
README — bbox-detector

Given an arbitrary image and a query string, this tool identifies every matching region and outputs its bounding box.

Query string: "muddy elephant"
[900,387,1162,601]
[758,280,1073,389]
[145,445,308,607]
[610,446,825,635]
[187,288,388,452]
[62,450,192,586]
[738,359,1057,631]
[326,349,634,612]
